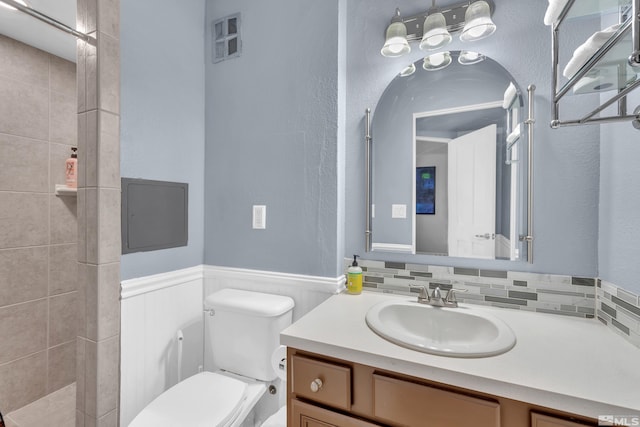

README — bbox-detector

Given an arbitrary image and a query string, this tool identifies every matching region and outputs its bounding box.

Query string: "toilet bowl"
[261,406,287,427]
[128,289,295,427]
[258,345,288,427]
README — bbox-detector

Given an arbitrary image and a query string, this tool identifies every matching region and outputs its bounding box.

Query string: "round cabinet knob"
[310,378,323,393]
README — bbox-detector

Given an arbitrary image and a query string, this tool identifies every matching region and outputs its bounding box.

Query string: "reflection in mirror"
[371,51,527,261]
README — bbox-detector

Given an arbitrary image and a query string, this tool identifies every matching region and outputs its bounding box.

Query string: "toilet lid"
[130,372,248,427]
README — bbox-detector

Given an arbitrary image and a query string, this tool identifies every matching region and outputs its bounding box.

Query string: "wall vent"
[212,13,241,63]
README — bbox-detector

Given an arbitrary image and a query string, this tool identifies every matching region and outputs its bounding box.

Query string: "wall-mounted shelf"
[55,184,77,197]
[550,0,640,129]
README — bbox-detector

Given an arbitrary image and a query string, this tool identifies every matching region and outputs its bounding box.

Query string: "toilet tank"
[204,289,295,381]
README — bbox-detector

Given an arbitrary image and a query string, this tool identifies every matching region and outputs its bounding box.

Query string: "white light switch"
[252,205,266,229]
[392,204,407,219]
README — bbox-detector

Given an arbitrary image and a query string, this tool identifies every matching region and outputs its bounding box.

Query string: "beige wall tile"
[84,41,98,112]
[50,194,78,244]
[84,336,119,418]
[0,299,47,364]
[48,340,77,392]
[0,77,49,141]
[0,35,49,88]
[0,351,47,413]
[7,383,76,426]
[96,409,118,427]
[98,111,119,189]
[76,338,86,415]
[85,188,98,263]
[76,410,86,427]
[85,111,98,187]
[86,263,120,341]
[98,189,120,264]
[0,247,48,307]
[49,292,79,346]
[77,189,87,263]
[50,55,77,97]
[97,34,119,115]
[0,134,48,192]
[50,244,78,296]
[0,192,49,249]
[77,113,87,188]
[96,336,119,418]
[98,0,119,40]
[85,189,120,264]
[83,338,96,417]
[76,41,87,114]
[51,91,78,147]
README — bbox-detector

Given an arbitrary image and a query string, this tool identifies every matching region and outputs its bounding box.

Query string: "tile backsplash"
[597,281,640,348]
[348,259,596,318]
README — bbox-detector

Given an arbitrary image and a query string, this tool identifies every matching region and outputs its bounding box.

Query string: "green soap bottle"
[346,255,362,295]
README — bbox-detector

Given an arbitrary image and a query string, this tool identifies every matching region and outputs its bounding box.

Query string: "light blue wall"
[120,0,206,280]
[345,0,601,277]
[203,0,344,277]
[599,90,640,294]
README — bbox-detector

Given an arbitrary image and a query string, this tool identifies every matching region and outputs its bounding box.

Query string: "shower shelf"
[550,0,640,129]
[55,184,77,196]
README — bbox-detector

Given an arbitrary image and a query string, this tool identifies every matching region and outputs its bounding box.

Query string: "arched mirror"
[371,51,528,261]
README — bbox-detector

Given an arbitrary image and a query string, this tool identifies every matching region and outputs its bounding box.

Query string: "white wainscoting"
[120,264,345,426]
[120,266,205,427]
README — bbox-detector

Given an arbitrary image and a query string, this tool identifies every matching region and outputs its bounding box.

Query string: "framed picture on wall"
[416,166,436,215]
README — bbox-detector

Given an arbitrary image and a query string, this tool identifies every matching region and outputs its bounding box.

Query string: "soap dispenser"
[346,255,362,295]
[65,147,78,188]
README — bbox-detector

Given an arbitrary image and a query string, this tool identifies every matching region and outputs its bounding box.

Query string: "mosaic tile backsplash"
[348,259,597,318]
[597,281,640,348]
[347,259,640,349]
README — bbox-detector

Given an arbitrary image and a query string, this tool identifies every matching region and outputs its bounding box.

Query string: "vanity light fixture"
[381,8,411,58]
[460,1,496,42]
[419,1,452,51]
[0,0,28,11]
[458,50,485,65]
[423,51,452,71]
[380,0,496,58]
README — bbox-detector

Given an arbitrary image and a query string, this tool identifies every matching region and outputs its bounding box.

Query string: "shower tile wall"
[0,35,78,414]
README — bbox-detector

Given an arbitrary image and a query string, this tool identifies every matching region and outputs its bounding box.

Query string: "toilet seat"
[129,371,248,427]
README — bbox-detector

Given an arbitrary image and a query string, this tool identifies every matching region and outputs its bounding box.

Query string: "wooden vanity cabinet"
[287,348,598,427]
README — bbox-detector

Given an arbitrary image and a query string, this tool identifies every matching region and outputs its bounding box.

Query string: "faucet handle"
[445,288,468,305]
[408,284,430,303]
[431,286,443,301]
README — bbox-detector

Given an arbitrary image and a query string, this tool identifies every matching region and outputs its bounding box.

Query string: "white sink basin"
[365,300,516,358]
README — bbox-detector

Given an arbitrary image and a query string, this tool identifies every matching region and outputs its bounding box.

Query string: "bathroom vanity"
[282,292,640,427]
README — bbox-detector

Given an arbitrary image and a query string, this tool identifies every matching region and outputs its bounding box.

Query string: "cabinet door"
[372,374,500,427]
[532,412,597,427]
[291,399,382,427]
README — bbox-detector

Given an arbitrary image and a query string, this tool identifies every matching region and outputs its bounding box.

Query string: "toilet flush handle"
[310,378,323,393]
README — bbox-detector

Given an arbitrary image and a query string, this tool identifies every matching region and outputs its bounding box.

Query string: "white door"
[448,124,496,259]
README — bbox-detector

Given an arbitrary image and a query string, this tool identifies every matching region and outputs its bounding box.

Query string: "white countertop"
[281,292,640,419]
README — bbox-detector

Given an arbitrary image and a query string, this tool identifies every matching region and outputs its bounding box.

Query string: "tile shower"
[0,35,78,414]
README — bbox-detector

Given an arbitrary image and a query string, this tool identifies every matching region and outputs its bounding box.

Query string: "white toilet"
[129,288,294,427]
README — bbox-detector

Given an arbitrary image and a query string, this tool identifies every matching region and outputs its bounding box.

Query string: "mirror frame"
[370,51,529,262]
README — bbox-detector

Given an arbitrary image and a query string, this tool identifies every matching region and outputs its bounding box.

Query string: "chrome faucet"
[409,285,467,308]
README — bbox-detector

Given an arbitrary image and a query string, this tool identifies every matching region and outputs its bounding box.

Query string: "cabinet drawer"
[531,412,597,427]
[291,399,381,427]
[372,374,500,427]
[291,355,352,410]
